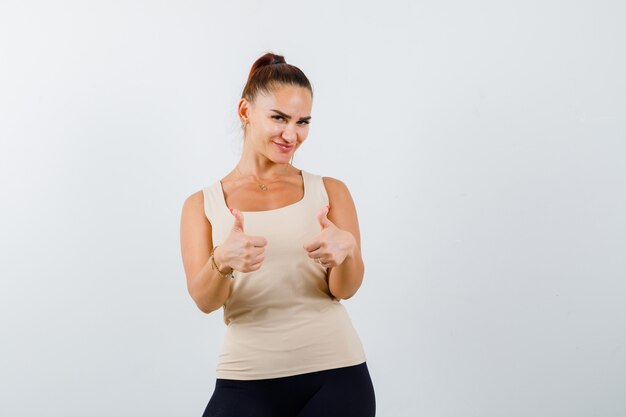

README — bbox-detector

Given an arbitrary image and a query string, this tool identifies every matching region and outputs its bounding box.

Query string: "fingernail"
[326,204,331,210]
[229,208,234,215]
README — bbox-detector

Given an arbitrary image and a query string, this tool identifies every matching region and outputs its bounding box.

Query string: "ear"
[237,98,251,122]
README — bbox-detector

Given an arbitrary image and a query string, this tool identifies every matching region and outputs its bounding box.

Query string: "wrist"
[211,246,234,277]
[213,247,228,270]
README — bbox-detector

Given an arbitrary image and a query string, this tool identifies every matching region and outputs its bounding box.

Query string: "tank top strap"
[201,181,225,225]
[302,170,330,208]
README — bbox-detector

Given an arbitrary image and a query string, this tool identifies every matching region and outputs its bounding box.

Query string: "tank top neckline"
[217,169,307,214]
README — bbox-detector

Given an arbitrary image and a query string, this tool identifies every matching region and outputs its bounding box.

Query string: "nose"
[281,123,297,142]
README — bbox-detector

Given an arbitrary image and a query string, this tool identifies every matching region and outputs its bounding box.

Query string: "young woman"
[180,52,376,417]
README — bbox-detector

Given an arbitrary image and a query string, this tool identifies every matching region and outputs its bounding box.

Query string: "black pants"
[202,361,376,417]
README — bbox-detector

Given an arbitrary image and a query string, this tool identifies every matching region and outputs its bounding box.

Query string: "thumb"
[316,204,332,230]
[230,208,245,232]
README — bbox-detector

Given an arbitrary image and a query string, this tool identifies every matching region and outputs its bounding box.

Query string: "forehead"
[254,85,312,113]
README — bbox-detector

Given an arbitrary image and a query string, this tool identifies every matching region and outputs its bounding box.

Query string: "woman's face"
[241,84,312,164]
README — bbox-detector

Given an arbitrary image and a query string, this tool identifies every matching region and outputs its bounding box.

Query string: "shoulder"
[181,189,210,226]
[321,176,351,197]
[322,177,348,192]
[321,176,356,209]
[182,189,204,210]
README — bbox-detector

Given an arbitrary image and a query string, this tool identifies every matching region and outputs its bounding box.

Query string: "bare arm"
[180,191,232,313]
[323,177,365,300]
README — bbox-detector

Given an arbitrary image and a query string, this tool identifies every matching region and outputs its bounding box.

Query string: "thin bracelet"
[210,245,234,279]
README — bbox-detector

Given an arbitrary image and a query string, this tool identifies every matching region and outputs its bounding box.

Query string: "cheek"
[299,127,310,140]
[265,125,282,137]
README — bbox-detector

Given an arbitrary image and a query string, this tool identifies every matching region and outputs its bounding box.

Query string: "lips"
[273,142,293,152]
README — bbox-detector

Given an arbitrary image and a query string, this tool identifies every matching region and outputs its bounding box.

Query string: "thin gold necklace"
[234,165,290,191]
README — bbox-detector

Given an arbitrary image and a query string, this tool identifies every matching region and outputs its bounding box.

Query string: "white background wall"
[1,1,625,416]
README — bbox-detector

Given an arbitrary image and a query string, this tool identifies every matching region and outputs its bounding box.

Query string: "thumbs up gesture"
[213,208,268,273]
[303,204,357,269]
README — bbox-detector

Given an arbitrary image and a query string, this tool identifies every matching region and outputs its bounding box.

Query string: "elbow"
[188,286,218,314]
[329,284,358,301]
[195,300,213,314]
[194,298,222,314]
[336,289,358,301]
[328,268,365,301]
[194,294,224,314]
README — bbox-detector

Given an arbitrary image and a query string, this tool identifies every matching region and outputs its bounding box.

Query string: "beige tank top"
[202,169,367,380]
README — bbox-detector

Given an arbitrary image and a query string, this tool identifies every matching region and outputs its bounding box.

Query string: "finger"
[252,252,265,264]
[250,246,266,258]
[230,208,244,232]
[307,248,326,259]
[249,235,268,247]
[303,238,322,253]
[316,258,330,267]
[248,255,265,269]
[249,261,263,271]
[316,204,332,230]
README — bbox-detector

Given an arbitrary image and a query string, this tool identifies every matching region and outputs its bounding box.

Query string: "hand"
[303,204,357,269]
[214,208,268,273]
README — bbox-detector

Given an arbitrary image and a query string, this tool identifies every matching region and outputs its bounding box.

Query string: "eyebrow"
[269,109,312,121]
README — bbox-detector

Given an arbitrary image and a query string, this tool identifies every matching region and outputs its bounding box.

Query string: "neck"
[234,162,293,182]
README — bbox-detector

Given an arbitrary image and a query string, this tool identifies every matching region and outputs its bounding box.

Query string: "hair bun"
[241,52,312,103]
[271,56,286,65]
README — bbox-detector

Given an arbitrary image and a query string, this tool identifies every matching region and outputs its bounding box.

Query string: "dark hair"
[241,52,313,103]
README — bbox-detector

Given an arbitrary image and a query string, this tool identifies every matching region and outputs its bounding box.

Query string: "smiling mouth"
[273,142,293,151]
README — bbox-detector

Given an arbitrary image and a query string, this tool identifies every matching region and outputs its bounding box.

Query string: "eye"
[271,115,310,125]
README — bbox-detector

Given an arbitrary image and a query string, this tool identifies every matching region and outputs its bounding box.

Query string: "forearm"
[328,245,365,300]
[188,250,232,313]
